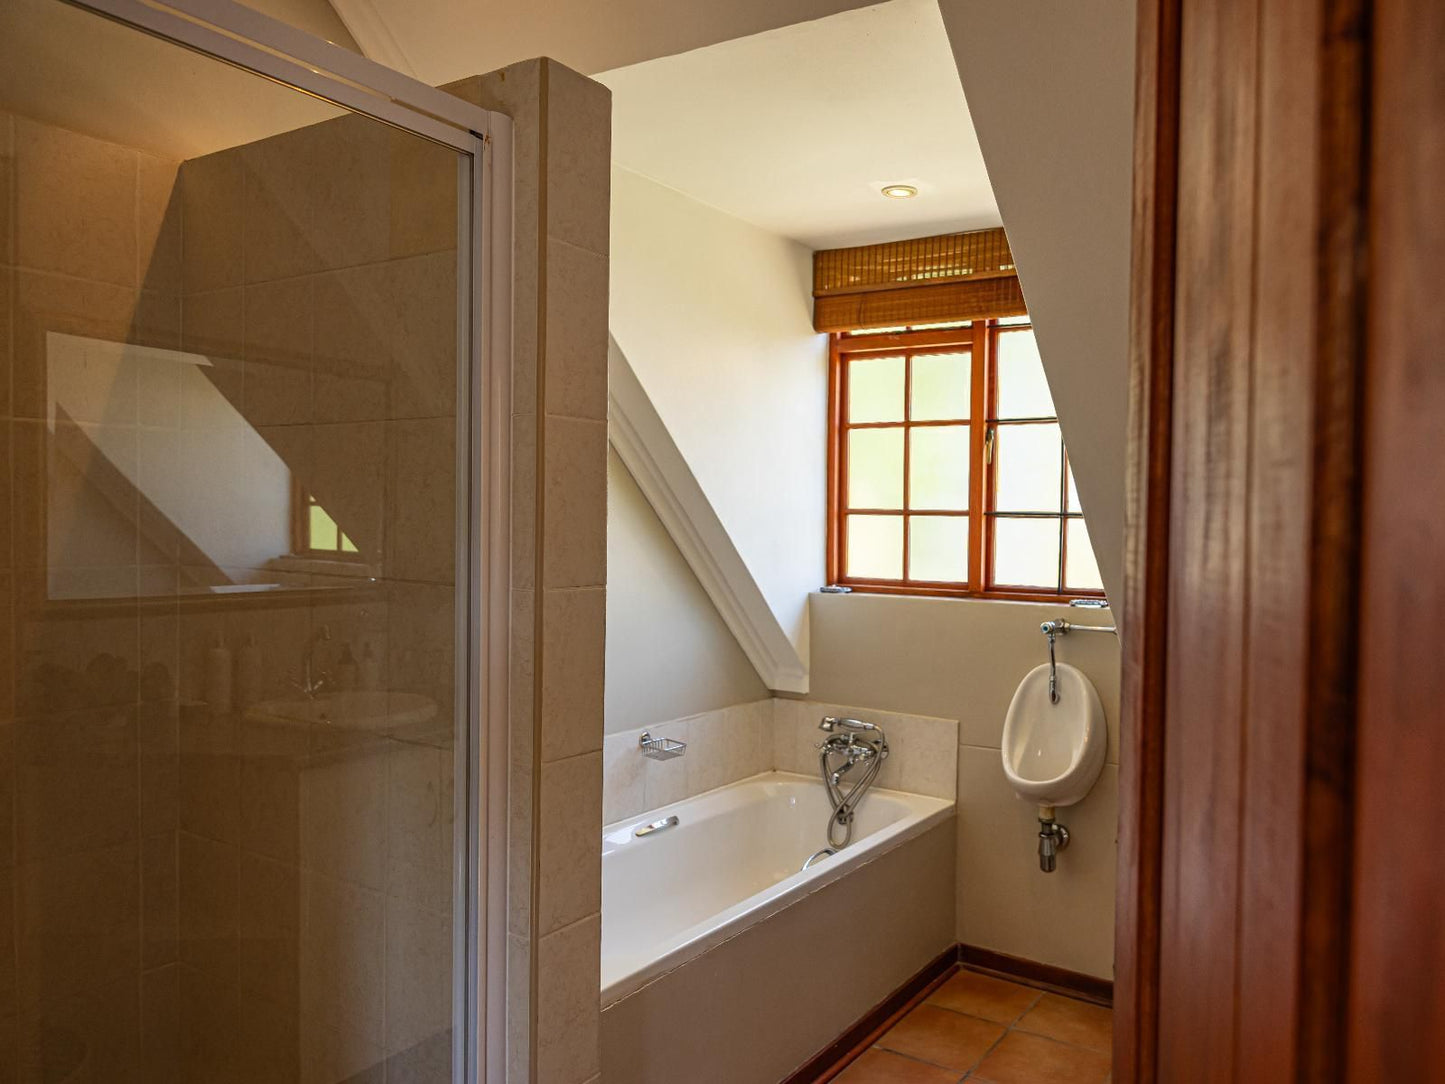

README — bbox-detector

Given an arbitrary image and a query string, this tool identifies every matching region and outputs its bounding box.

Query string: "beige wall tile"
[15,840,140,1008]
[142,832,178,970]
[543,63,611,258]
[641,716,691,810]
[538,752,602,936]
[386,740,453,916]
[384,416,455,584]
[241,115,391,283]
[243,277,314,426]
[536,914,601,1084]
[311,419,385,560]
[312,263,390,424]
[17,972,144,1079]
[511,414,538,590]
[0,112,13,265]
[138,153,183,295]
[386,580,455,722]
[300,743,387,890]
[601,728,645,825]
[387,126,460,261]
[542,416,607,588]
[954,745,1117,978]
[141,964,181,1083]
[139,700,179,838]
[540,587,606,761]
[384,897,452,1056]
[178,707,240,844]
[14,117,137,287]
[237,850,300,1009]
[14,706,138,864]
[179,287,244,410]
[177,830,238,981]
[544,238,609,421]
[386,251,459,421]
[181,151,245,293]
[11,271,179,421]
[300,870,384,1045]
[0,268,12,421]
[0,861,14,1020]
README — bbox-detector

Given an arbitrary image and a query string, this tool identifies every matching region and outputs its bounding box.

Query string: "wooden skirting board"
[781,944,1113,1083]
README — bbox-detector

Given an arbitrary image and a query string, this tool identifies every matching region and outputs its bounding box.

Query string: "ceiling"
[597,0,1000,250]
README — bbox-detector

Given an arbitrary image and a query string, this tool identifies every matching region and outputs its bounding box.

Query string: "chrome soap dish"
[639,731,686,761]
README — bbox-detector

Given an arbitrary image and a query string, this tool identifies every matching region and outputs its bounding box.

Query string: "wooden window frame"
[291,479,364,560]
[826,320,1106,603]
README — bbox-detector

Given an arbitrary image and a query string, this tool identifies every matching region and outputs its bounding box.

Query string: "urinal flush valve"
[1037,806,1070,874]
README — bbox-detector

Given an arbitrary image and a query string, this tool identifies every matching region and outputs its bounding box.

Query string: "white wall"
[938,0,1136,610]
[606,451,767,732]
[808,591,1121,979]
[609,165,828,664]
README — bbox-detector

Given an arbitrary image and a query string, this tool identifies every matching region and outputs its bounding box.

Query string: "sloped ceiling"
[321,0,882,87]
[598,0,998,249]
[938,0,1135,607]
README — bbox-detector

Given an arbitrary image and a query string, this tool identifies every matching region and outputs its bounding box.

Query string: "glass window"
[829,319,1103,599]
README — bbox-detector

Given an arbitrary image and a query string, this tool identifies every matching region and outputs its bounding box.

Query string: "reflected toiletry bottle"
[206,632,233,715]
[359,642,379,692]
[235,634,261,711]
[336,644,359,692]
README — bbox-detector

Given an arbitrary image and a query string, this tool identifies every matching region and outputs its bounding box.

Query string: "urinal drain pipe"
[1037,807,1071,874]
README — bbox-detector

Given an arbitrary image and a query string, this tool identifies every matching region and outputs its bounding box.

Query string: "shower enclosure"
[0,0,510,1079]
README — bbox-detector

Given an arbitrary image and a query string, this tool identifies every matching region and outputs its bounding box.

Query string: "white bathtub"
[601,771,953,1004]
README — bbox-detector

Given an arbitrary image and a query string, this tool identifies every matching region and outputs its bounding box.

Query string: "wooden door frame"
[1115,0,1372,1078]
[1113,0,1180,1075]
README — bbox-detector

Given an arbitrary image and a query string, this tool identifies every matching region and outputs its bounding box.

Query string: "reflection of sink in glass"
[246,690,436,733]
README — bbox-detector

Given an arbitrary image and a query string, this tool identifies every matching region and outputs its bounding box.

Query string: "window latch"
[985,426,996,465]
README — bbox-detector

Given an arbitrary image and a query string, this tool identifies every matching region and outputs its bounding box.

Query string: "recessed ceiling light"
[881,184,919,199]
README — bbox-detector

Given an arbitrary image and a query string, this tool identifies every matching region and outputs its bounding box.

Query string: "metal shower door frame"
[52,1,514,1080]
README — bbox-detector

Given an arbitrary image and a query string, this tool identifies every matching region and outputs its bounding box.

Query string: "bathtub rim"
[601,770,955,1006]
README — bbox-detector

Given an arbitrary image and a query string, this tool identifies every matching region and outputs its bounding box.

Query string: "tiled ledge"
[602,696,959,824]
[774,699,959,801]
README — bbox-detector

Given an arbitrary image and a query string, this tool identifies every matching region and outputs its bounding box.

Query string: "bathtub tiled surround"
[773,698,960,801]
[602,698,959,826]
[602,698,772,822]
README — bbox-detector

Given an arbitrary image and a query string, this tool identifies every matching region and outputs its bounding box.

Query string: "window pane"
[911,351,970,421]
[993,517,1062,589]
[1065,519,1104,592]
[996,328,1055,419]
[994,423,1063,512]
[847,428,904,508]
[848,355,905,423]
[847,515,903,579]
[909,516,969,582]
[340,532,359,554]
[1067,462,1083,514]
[309,504,338,551]
[909,426,970,510]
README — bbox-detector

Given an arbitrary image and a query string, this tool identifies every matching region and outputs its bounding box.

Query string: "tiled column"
[448,59,610,1084]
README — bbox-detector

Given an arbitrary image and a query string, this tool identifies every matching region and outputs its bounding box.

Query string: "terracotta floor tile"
[876,1004,1006,1072]
[1015,993,1113,1054]
[834,1048,965,1084]
[970,1030,1111,1084]
[925,970,1040,1024]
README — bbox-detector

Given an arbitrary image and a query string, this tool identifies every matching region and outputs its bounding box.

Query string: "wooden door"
[1114,0,1443,1078]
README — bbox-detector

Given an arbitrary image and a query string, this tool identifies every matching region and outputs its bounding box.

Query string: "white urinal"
[1000,661,1106,810]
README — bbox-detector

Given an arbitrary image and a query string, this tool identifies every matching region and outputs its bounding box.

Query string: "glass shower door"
[0,1,493,1079]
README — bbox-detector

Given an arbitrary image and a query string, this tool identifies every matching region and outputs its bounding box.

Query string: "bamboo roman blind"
[812,227,1026,332]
